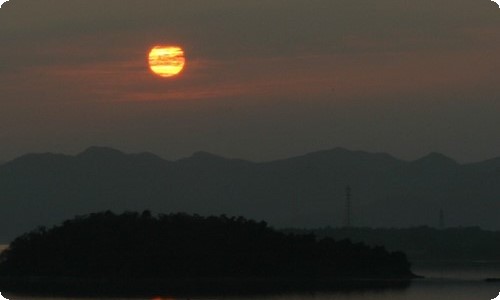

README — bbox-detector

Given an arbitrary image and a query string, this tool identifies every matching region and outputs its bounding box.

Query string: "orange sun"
[148,46,185,78]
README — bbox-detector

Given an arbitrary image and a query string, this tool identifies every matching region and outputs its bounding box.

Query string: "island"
[0,211,415,296]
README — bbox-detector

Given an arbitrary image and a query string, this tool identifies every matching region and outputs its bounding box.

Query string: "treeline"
[0,211,413,279]
[284,226,500,261]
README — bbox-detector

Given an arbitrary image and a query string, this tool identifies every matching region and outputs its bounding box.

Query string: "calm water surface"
[5,262,500,300]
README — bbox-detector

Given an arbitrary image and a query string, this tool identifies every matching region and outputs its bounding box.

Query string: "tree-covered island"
[0,211,415,296]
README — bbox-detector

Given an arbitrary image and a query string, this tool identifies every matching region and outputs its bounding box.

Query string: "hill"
[0,146,500,241]
[0,212,413,296]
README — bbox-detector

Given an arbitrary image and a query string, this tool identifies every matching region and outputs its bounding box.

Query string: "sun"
[148,46,185,78]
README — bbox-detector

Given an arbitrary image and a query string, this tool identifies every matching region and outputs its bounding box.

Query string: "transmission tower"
[345,185,352,228]
[439,209,445,229]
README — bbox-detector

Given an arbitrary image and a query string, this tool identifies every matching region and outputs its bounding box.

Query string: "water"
[4,262,500,300]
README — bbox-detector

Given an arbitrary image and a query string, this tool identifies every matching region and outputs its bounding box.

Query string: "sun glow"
[148,46,185,78]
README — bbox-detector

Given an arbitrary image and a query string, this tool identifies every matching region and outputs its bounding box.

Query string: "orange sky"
[1,0,500,162]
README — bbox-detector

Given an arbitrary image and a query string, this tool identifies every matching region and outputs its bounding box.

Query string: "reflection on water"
[4,281,500,300]
[414,260,500,280]
[5,282,500,300]
[5,263,500,300]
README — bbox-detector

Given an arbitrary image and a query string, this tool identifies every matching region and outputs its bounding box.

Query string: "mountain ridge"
[0,146,500,242]
[6,146,496,166]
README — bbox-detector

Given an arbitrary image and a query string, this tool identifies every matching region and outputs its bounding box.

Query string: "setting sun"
[148,46,185,78]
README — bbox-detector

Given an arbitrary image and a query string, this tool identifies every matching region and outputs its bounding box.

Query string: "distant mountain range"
[0,146,500,242]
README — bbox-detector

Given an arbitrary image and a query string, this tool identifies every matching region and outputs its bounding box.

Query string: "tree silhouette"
[0,211,412,280]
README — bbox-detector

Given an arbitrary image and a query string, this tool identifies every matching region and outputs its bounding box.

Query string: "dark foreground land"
[0,211,414,296]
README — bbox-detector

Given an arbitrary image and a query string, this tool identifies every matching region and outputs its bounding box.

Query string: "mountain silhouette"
[411,152,459,169]
[0,147,500,242]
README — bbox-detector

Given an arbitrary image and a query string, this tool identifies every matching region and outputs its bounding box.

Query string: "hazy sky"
[1,0,500,162]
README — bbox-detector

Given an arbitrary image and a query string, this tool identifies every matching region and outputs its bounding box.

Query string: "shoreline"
[0,276,415,297]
